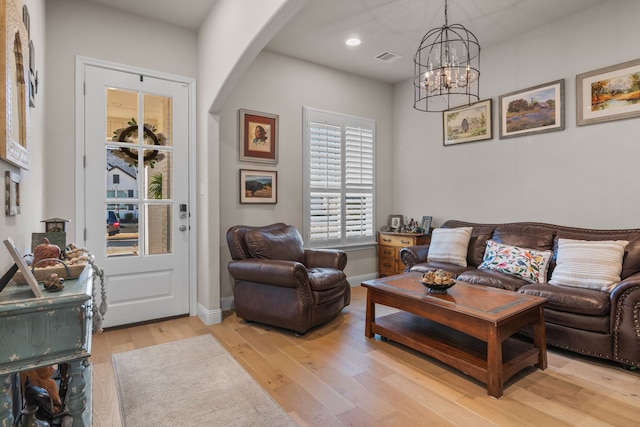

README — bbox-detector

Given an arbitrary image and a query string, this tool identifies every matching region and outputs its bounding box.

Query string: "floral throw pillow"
[479,240,552,283]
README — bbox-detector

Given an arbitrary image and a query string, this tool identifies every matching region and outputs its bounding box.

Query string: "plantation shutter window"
[303,107,376,248]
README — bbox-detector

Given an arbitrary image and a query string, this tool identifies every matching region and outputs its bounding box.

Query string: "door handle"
[179,225,187,232]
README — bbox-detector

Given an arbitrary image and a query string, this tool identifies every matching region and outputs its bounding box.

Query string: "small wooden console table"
[362,272,547,398]
[0,266,93,426]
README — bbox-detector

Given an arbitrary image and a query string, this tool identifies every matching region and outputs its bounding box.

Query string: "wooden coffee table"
[362,272,547,398]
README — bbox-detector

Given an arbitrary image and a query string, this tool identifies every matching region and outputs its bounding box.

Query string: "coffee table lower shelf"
[371,311,541,396]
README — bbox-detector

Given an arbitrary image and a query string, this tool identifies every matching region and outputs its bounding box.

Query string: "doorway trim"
[74,55,198,317]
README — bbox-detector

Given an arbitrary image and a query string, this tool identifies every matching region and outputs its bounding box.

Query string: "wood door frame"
[74,56,198,317]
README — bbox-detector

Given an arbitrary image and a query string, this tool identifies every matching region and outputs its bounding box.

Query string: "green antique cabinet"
[0,265,93,427]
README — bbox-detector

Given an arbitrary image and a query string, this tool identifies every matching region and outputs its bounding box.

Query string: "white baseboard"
[347,272,377,286]
[197,303,223,325]
[220,296,234,311]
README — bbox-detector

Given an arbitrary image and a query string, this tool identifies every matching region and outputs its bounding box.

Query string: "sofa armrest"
[228,259,308,289]
[609,272,640,367]
[304,249,347,270]
[400,245,430,271]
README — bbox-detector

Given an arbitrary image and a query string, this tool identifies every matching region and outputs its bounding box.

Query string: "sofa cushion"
[519,283,610,316]
[549,239,628,292]
[245,225,305,263]
[457,269,529,292]
[491,224,556,251]
[307,268,346,291]
[478,240,552,283]
[427,227,473,267]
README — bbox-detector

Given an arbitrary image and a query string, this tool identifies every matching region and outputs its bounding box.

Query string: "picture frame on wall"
[239,169,277,204]
[5,171,20,215]
[239,109,279,164]
[499,79,565,139]
[443,99,493,146]
[576,58,640,126]
[0,0,31,169]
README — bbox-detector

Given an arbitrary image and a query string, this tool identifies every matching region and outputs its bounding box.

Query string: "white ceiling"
[83,0,605,84]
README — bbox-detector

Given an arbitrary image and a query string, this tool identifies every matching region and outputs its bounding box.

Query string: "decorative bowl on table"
[420,269,455,294]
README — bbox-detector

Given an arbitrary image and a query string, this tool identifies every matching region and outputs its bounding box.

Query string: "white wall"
[1,0,45,273]
[218,50,393,298]
[197,0,307,317]
[392,0,640,230]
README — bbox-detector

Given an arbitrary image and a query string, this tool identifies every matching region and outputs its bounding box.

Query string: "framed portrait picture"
[3,237,41,297]
[443,99,492,146]
[0,0,31,169]
[388,215,403,231]
[499,79,565,139]
[577,58,640,126]
[420,216,432,233]
[239,169,277,204]
[239,109,278,164]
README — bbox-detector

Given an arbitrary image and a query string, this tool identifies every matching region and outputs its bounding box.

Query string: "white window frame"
[303,107,376,249]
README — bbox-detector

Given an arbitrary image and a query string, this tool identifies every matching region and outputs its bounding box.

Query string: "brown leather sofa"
[226,223,351,334]
[400,220,640,369]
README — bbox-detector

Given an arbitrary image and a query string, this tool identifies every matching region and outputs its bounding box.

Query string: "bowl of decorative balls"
[420,269,456,294]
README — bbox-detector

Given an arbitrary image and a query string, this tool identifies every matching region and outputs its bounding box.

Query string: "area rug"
[112,334,297,426]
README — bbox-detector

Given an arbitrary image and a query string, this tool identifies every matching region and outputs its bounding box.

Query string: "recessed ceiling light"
[345,38,361,47]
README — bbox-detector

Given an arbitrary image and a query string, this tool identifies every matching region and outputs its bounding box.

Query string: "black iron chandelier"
[413,0,481,112]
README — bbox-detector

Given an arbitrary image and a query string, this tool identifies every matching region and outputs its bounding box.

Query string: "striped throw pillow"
[549,239,628,292]
[427,227,473,267]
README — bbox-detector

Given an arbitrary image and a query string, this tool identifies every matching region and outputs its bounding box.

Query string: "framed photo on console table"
[3,237,41,297]
[499,79,564,139]
[576,58,640,126]
[239,109,278,164]
[443,99,492,146]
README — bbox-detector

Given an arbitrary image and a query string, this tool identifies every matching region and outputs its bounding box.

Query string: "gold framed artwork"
[576,58,640,126]
[239,169,277,204]
[499,79,565,139]
[0,0,30,169]
[443,99,492,145]
[239,109,278,164]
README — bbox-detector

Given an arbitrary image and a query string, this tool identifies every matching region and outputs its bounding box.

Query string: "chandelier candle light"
[413,0,480,112]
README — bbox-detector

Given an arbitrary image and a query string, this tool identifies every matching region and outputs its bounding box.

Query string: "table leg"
[486,329,504,399]
[532,306,547,370]
[66,359,88,427]
[0,374,14,427]
[364,290,375,338]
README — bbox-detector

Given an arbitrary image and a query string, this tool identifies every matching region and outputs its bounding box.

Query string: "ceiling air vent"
[375,51,401,63]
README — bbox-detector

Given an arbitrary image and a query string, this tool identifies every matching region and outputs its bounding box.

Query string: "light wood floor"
[91,286,640,427]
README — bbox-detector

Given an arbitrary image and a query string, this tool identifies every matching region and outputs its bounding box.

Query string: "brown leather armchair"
[226,223,351,334]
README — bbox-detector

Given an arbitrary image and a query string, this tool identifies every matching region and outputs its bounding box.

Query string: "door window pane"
[146,204,172,255]
[145,150,172,200]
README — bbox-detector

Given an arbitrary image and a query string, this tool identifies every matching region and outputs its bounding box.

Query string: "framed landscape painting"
[239,169,277,204]
[499,79,565,139]
[576,58,640,126]
[443,99,492,146]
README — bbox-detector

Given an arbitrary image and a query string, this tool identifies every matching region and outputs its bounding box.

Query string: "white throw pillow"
[427,227,473,267]
[549,239,628,292]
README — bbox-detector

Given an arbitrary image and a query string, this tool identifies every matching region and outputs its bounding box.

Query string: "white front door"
[80,62,192,327]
